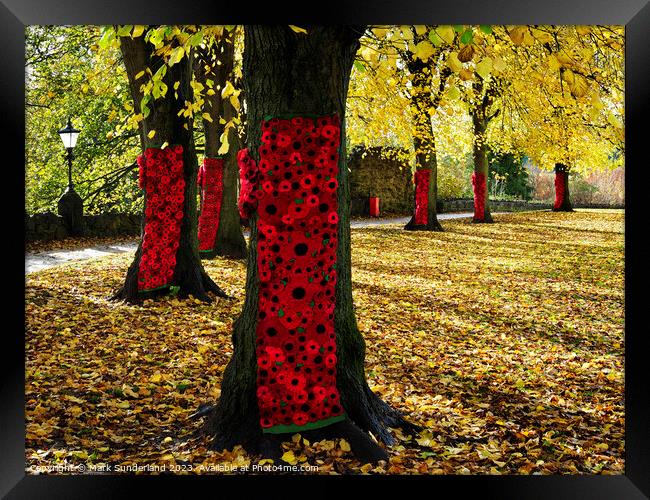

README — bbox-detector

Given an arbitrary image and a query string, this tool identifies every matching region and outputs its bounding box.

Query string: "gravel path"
[25,212,478,274]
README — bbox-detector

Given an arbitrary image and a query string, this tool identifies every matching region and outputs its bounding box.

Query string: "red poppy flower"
[289,152,302,164]
[288,200,310,219]
[280,214,294,226]
[277,134,291,148]
[321,124,338,139]
[294,390,308,404]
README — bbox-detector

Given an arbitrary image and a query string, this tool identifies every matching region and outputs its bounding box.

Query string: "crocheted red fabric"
[197,157,224,252]
[254,115,345,433]
[137,145,185,291]
[414,169,430,225]
[472,172,487,222]
[237,148,260,219]
[554,170,566,210]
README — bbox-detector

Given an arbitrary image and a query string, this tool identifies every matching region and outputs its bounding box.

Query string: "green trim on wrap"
[262,414,346,434]
[137,284,171,294]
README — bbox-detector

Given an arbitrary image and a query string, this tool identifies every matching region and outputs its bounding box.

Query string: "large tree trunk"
[553,162,574,212]
[194,38,247,259]
[204,26,416,464]
[112,34,228,304]
[404,57,442,231]
[471,115,494,223]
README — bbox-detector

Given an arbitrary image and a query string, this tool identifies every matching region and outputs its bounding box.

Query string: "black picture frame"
[6,0,648,497]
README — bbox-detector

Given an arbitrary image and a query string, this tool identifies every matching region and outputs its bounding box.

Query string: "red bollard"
[369,196,380,217]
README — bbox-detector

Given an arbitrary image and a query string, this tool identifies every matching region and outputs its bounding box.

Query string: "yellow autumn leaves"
[25,210,624,474]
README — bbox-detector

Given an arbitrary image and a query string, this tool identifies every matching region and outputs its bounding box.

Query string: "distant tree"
[488,151,533,200]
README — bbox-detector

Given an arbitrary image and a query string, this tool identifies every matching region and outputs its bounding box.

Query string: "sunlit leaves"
[436,25,456,45]
[132,25,146,38]
[457,44,475,63]
[508,26,527,45]
[413,40,436,61]
[459,29,473,45]
[475,58,493,79]
[446,85,461,100]
[188,30,204,47]
[98,26,117,49]
[428,30,443,47]
[447,51,463,72]
[168,46,185,66]
[221,80,236,98]
[492,55,505,73]
[372,27,389,38]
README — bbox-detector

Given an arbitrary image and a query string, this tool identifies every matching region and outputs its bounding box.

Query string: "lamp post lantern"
[57,118,84,235]
[57,118,80,188]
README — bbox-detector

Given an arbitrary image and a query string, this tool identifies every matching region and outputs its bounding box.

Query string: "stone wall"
[348,146,413,215]
[439,199,552,213]
[25,212,142,241]
[437,199,623,213]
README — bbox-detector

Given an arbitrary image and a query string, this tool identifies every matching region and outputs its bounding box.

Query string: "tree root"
[404,216,444,232]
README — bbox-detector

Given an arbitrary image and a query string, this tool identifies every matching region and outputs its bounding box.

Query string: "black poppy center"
[265,204,277,215]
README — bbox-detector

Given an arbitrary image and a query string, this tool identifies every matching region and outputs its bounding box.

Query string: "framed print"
[6,0,649,497]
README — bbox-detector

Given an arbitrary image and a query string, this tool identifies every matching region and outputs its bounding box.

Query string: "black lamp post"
[58,118,80,188]
[57,118,84,235]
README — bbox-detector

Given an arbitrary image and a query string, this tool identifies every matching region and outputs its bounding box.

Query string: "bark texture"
[112,34,228,304]
[194,37,247,260]
[205,26,416,463]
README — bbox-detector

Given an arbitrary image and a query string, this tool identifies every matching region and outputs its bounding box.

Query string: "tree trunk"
[404,57,442,231]
[204,26,416,464]
[194,39,247,259]
[471,116,494,223]
[553,163,574,212]
[112,34,228,304]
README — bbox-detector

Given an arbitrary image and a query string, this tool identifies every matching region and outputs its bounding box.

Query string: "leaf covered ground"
[25,209,625,475]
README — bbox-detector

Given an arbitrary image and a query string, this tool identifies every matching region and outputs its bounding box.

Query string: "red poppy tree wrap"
[252,115,345,433]
[554,170,566,210]
[237,148,260,220]
[471,172,487,222]
[197,157,224,253]
[137,146,185,291]
[414,169,430,226]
